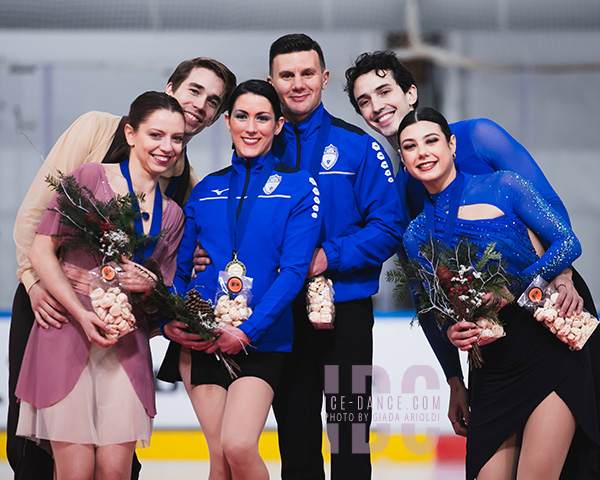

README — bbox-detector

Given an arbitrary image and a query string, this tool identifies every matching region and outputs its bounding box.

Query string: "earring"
[402,162,407,172]
[452,153,456,160]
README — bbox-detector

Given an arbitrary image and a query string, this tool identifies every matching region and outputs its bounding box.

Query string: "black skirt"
[158,341,286,391]
[466,303,600,479]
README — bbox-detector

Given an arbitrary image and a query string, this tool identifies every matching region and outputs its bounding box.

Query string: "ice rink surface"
[0,460,465,479]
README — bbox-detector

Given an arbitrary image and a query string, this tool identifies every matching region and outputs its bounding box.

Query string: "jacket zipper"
[293,124,302,169]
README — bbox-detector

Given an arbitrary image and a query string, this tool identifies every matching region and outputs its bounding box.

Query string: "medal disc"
[225,259,246,277]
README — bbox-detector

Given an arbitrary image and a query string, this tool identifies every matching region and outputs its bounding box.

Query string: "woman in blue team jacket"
[158,80,321,480]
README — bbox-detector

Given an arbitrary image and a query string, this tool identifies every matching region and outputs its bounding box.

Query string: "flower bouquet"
[387,238,514,368]
[46,171,163,338]
[143,280,219,341]
[46,172,160,263]
[47,171,240,374]
[142,280,241,377]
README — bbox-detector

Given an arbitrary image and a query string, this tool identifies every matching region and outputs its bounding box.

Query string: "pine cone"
[184,289,202,315]
[436,265,454,290]
[184,289,214,321]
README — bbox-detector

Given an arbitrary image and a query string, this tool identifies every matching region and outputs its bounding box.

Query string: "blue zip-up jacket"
[174,151,321,352]
[396,118,571,380]
[274,103,403,303]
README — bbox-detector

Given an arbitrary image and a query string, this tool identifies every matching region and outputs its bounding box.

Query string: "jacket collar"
[283,102,326,137]
[231,150,276,175]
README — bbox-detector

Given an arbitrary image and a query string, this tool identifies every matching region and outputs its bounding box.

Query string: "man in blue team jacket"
[268,34,404,480]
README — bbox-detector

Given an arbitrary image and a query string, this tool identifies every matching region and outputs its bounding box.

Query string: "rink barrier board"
[0,430,466,462]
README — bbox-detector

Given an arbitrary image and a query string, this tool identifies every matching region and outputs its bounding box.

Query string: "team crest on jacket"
[263,174,282,194]
[321,144,338,170]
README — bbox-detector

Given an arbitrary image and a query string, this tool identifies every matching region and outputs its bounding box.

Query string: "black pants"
[273,298,374,480]
[560,269,600,480]
[7,283,142,479]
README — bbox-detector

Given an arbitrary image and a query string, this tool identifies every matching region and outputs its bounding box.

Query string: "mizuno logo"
[212,188,229,195]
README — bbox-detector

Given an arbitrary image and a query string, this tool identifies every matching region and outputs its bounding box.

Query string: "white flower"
[100,230,129,259]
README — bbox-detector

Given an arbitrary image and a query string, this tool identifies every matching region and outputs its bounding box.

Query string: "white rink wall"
[0,312,464,435]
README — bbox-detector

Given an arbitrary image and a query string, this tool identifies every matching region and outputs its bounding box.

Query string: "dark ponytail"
[397,107,452,146]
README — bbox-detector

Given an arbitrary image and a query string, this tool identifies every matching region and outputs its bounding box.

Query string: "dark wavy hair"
[344,50,418,114]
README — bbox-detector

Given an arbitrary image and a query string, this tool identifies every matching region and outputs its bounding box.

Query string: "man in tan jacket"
[9,57,236,480]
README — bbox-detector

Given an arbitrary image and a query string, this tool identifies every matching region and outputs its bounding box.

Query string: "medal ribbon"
[227,153,277,259]
[424,171,465,246]
[119,159,163,263]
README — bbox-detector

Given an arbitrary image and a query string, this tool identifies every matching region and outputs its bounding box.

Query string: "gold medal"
[225,255,246,277]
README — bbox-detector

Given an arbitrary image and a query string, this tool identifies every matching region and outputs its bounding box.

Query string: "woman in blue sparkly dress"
[398,107,599,479]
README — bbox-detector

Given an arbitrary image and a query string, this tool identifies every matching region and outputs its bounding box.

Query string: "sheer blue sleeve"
[403,218,463,380]
[420,312,463,380]
[497,172,581,290]
[466,119,570,225]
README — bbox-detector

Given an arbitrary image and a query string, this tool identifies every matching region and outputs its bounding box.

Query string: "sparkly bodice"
[403,171,581,294]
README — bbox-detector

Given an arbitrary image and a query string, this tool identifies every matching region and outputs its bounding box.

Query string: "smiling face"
[353,69,417,149]
[126,109,185,177]
[268,50,329,124]
[225,93,285,159]
[398,120,456,194]
[166,67,226,140]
